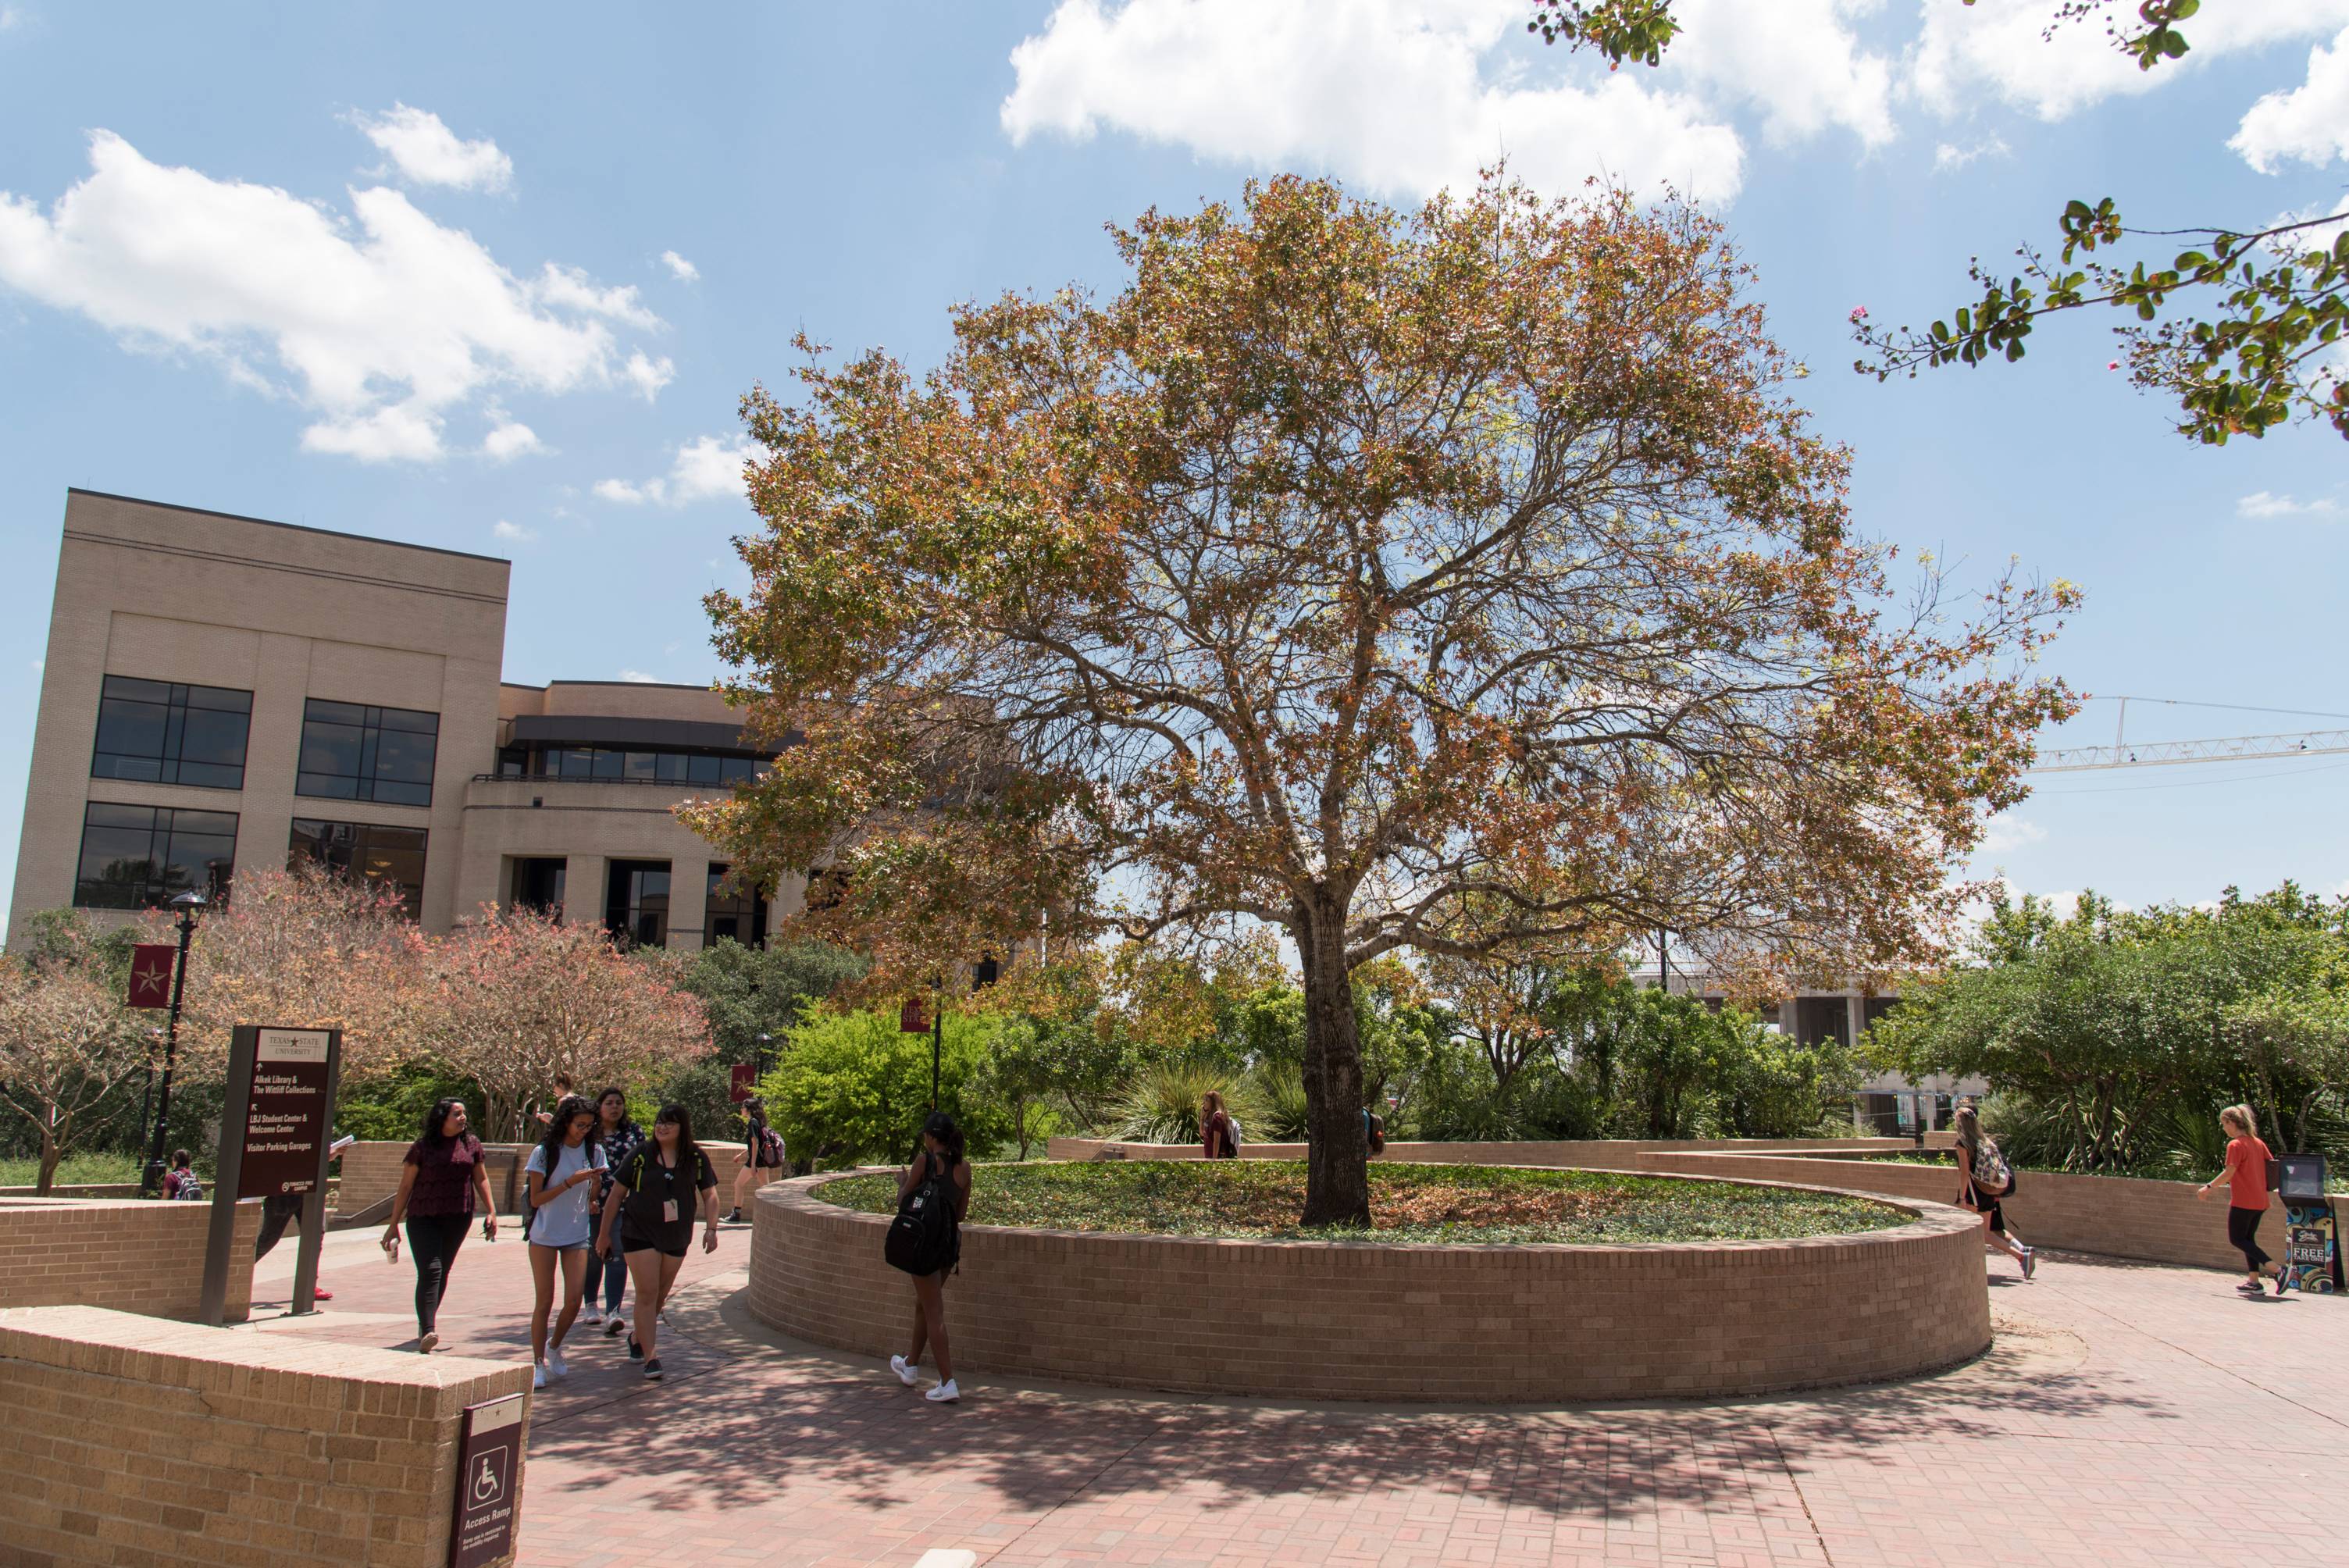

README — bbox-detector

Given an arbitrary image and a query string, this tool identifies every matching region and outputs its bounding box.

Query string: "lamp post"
[140,889,206,1197]
[930,975,943,1112]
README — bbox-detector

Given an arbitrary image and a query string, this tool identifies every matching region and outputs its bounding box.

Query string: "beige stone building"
[8,490,803,948]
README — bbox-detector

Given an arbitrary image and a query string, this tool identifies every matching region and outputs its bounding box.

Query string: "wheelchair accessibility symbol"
[470,1445,510,1506]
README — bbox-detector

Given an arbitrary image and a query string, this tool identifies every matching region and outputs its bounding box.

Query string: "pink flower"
[2106,359,2120,371]
[1848,306,1869,323]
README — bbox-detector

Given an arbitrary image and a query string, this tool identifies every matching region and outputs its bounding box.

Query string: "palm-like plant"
[1113,1062,1267,1144]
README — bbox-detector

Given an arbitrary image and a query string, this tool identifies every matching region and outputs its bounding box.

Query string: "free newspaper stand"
[2278,1153,2340,1295]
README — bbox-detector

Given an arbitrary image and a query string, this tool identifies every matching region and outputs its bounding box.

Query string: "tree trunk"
[37,1126,60,1196]
[1295,893,1370,1228]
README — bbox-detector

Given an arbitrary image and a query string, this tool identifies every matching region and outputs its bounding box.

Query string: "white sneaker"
[547,1349,569,1379]
[925,1378,960,1403]
[584,1309,603,1329]
[889,1354,921,1387]
[532,1362,547,1391]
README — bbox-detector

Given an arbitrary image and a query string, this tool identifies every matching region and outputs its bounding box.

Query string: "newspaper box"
[2278,1153,2339,1295]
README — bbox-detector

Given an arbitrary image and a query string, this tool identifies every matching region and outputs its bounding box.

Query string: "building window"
[89,676,252,789]
[705,864,766,948]
[532,747,759,786]
[512,857,567,918]
[73,804,238,909]
[605,861,670,949]
[297,699,440,806]
[287,819,428,918]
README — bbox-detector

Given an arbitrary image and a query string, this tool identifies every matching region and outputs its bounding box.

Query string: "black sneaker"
[2275,1272,2290,1297]
[2237,1280,2267,1295]
[628,1337,643,1360]
[724,1207,744,1224]
[643,1358,663,1381]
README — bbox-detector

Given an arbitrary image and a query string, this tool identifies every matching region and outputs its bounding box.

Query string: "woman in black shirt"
[594,1103,718,1381]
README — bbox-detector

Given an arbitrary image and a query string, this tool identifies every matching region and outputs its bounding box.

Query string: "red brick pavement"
[251,1231,2347,1567]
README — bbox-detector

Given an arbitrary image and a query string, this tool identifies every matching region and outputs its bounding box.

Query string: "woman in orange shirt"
[2197,1103,2283,1297]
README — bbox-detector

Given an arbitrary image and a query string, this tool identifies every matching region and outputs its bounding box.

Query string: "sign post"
[448,1393,526,1568]
[200,1025,341,1325]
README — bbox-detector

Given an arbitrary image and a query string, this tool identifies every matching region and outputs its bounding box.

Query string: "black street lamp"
[139,889,207,1197]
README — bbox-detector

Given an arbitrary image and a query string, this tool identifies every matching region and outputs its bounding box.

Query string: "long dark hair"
[420,1097,465,1149]
[654,1102,701,1169]
[536,1094,595,1171]
[921,1110,965,1166]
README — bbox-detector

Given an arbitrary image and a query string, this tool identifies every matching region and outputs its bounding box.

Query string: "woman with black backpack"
[886,1111,971,1404]
[594,1103,718,1382]
[726,1096,782,1224]
[1955,1101,2034,1281]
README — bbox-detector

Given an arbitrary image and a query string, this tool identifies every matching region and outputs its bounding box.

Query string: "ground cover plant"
[814,1160,1901,1245]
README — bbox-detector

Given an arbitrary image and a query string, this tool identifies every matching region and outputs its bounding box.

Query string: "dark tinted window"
[605,861,670,950]
[91,676,251,789]
[511,747,758,786]
[298,699,440,805]
[704,863,765,949]
[73,804,238,909]
[287,818,428,918]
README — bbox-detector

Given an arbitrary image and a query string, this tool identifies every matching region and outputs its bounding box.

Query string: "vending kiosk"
[2278,1153,2339,1295]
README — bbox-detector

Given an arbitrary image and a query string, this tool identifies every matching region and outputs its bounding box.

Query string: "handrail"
[469,772,747,786]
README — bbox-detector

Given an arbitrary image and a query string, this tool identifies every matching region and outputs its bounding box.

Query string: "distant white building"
[1630,966,1986,1135]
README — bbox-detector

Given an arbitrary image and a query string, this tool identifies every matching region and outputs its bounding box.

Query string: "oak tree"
[693,175,2075,1224]
[0,926,146,1193]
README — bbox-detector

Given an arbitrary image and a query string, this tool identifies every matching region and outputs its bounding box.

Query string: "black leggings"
[406,1213,472,1336]
[2228,1205,2271,1272]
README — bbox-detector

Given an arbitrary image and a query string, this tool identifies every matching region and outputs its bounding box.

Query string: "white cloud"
[490,519,536,543]
[2232,25,2349,172]
[2238,490,2340,519]
[0,8,26,33]
[481,417,542,461]
[593,434,755,508]
[0,130,668,462]
[1977,815,2045,857]
[622,351,675,400]
[1932,134,2009,172]
[661,249,700,283]
[1660,0,1896,148]
[347,103,513,192]
[1912,0,2349,122]
[1001,0,1747,202]
[618,669,661,683]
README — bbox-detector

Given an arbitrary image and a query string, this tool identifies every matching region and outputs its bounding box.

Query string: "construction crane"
[2028,697,2349,774]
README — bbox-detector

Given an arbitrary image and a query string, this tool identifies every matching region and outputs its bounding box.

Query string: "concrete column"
[565,853,606,932]
[668,855,711,951]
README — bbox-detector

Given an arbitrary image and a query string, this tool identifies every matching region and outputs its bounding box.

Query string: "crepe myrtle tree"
[688,173,2078,1225]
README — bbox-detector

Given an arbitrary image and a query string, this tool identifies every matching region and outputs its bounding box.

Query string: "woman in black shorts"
[1955,1102,2034,1281]
[888,1111,972,1404]
[594,1103,718,1381]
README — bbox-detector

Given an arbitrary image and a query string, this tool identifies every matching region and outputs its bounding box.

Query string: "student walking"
[255,1130,355,1301]
[1201,1091,1239,1160]
[589,1087,644,1333]
[1954,1103,2034,1281]
[887,1111,972,1404]
[531,1072,577,1130]
[596,1103,718,1382]
[523,1096,607,1388]
[383,1099,497,1352]
[726,1096,782,1223]
[161,1149,201,1200]
[2198,1103,2284,1296]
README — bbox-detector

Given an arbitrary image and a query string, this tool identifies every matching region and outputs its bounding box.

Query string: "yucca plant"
[1112,1061,1267,1144]
[1254,1063,1311,1141]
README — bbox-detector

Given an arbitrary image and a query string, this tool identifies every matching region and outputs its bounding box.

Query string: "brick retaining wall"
[1045,1135,1959,1167]
[0,1303,529,1566]
[0,1197,259,1322]
[748,1170,1990,1402]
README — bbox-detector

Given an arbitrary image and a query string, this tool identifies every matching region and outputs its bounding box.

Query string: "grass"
[814,1160,1905,1244]
[0,1151,145,1189]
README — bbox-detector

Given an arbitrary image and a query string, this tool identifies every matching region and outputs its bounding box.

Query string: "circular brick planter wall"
[747,1168,1991,1402]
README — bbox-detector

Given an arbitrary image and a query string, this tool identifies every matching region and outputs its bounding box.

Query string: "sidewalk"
[253,1229,2347,1567]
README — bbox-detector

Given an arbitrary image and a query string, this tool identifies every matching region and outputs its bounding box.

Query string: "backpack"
[173,1170,204,1201]
[883,1158,960,1278]
[1973,1137,2012,1196]
[758,1126,786,1169]
[1366,1112,1385,1156]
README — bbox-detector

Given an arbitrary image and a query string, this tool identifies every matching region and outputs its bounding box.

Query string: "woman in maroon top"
[383,1098,497,1352]
[1201,1091,1239,1160]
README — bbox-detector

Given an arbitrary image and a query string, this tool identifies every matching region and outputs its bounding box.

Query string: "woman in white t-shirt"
[523,1096,607,1388]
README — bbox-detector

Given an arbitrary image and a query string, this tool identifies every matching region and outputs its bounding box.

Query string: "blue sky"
[2,1,2346,934]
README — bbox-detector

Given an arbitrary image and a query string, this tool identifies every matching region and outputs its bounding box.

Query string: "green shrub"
[1113,1060,1266,1144]
[758,1008,1009,1167]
